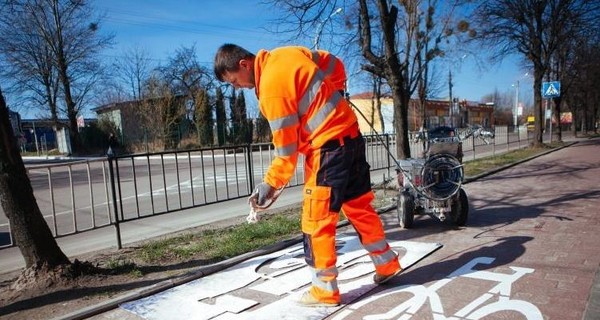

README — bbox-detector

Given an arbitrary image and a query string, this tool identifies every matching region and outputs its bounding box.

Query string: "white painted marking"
[333,257,542,320]
[120,237,441,319]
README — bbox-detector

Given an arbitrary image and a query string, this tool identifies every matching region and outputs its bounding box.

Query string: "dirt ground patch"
[0,210,297,320]
[0,254,175,320]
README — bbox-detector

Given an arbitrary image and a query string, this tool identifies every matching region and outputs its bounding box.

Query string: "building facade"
[348,92,494,133]
[93,95,189,150]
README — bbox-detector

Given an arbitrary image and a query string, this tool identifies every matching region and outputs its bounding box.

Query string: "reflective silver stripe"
[275,142,297,157]
[299,72,324,117]
[311,50,320,64]
[305,91,342,133]
[370,249,397,266]
[309,266,339,292]
[316,266,339,278]
[325,54,337,76]
[269,114,299,131]
[312,50,336,77]
[364,239,388,253]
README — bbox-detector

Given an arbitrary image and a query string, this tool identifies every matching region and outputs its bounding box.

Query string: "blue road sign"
[542,81,560,98]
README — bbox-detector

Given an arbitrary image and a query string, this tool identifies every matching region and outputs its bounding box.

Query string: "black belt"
[323,131,361,148]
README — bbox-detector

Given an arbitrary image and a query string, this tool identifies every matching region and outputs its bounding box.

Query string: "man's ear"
[239,59,251,70]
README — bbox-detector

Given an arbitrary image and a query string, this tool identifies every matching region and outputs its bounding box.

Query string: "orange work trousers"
[301,132,400,304]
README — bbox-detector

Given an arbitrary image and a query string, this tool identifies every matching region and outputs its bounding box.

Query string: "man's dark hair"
[214,44,255,82]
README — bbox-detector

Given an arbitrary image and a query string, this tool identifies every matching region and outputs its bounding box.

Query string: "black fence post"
[115,157,125,220]
[107,154,122,249]
[385,134,391,176]
[247,144,255,194]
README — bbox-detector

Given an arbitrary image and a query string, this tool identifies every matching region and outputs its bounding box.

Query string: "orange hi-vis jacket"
[253,46,358,189]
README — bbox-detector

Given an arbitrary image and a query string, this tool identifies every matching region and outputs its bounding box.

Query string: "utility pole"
[32,120,40,156]
[512,73,528,132]
[313,7,343,50]
[448,70,453,127]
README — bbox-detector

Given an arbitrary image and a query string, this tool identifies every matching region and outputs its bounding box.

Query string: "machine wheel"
[397,191,415,229]
[451,188,469,226]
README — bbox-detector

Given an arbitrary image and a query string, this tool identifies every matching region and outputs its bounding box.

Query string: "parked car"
[461,124,495,144]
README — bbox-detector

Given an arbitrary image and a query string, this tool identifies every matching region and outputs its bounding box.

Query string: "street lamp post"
[448,54,468,128]
[31,121,40,156]
[512,73,529,132]
[313,7,343,50]
[514,80,519,131]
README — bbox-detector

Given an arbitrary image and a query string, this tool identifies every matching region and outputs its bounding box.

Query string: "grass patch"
[137,213,300,264]
[463,143,563,177]
[103,257,143,277]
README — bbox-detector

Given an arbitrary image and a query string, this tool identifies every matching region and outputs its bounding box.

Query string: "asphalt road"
[0,177,309,273]
[0,144,390,241]
[0,152,276,243]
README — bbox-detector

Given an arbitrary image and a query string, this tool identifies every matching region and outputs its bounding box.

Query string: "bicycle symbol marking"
[333,257,542,320]
[121,239,542,320]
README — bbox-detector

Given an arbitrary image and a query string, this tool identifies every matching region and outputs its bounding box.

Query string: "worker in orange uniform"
[214,44,402,307]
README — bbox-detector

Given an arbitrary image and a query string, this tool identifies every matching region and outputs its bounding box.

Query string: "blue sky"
[95,0,286,67]
[88,1,533,117]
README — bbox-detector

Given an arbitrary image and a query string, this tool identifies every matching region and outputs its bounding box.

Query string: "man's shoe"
[373,268,403,285]
[298,291,340,308]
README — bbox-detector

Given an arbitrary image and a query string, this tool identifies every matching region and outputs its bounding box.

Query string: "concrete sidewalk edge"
[463,141,578,183]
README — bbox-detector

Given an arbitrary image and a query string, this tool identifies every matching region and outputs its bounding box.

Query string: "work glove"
[248,182,276,208]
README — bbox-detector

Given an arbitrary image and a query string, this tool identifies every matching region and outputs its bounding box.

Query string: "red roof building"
[348,92,494,132]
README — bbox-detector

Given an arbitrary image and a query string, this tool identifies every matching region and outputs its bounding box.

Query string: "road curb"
[463,141,577,183]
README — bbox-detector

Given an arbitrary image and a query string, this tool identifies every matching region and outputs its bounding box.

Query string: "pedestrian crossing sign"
[542,81,560,98]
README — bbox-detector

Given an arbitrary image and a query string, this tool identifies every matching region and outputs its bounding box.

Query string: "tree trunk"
[392,86,411,160]
[0,89,69,269]
[373,76,385,134]
[532,70,545,147]
[553,97,562,142]
[52,0,82,154]
[58,56,83,154]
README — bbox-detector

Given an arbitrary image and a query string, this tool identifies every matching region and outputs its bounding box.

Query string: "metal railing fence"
[0,127,532,249]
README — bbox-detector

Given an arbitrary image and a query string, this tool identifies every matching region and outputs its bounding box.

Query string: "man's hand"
[248,182,276,208]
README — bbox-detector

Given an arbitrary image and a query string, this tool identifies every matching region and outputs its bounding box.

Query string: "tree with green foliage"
[215,87,227,146]
[228,89,237,143]
[194,88,214,146]
[254,113,271,143]
[230,90,250,144]
[237,92,252,143]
